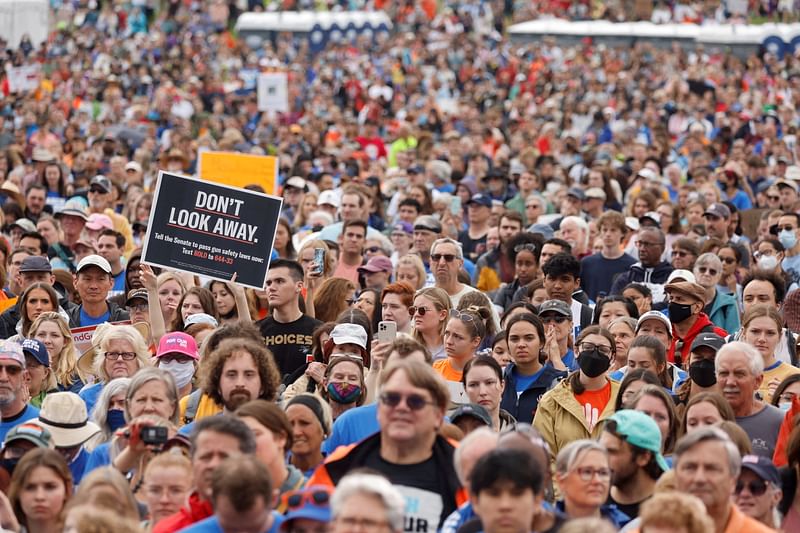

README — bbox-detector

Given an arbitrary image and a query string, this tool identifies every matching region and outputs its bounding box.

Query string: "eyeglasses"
[88,187,106,194]
[105,351,137,361]
[671,250,690,257]
[767,195,780,201]
[735,479,768,496]
[574,467,611,482]
[697,266,718,276]
[579,342,613,356]
[540,314,568,324]
[514,244,538,253]
[431,253,458,263]
[753,251,775,260]
[636,241,662,248]
[720,257,736,265]
[283,488,332,511]
[0,364,22,376]
[379,391,435,411]
[449,309,475,322]
[126,304,148,313]
[335,517,390,531]
[365,246,381,254]
[409,306,433,316]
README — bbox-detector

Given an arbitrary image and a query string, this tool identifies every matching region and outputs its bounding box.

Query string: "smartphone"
[312,248,325,275]
[377,321,397,344]
[450,196,462,216]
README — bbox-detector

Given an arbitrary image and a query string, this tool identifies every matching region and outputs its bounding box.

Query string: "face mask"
[779,229,797,250]
[326,382,362,404]
[689,359,717,388]
[578,349,611,378]
[668,302,694,323]
[0,458,18,477]
[757,255,779,271]
[159,360,195,389]
[778,402,792,412]
[107,409,127,432]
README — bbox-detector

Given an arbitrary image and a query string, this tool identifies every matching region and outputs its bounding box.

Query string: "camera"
[139,426,168,446]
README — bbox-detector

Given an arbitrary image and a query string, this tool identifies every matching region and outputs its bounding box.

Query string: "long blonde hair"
[29,312,85,388]
[412,287,451,343]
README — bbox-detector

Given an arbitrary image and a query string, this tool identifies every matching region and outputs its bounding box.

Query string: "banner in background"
[198,150,278,195]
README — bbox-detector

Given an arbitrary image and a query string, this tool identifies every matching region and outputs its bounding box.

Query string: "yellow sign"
[198,151,278,195]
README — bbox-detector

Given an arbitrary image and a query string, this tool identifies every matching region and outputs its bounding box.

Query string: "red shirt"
[151,492,213,533]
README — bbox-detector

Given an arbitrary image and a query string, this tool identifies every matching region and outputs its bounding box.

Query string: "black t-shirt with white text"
[257,314,322,382]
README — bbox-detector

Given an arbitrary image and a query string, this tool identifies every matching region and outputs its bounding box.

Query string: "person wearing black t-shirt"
[309,359,463,533]
[257,259,322,384]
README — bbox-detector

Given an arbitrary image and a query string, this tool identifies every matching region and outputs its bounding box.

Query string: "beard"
[224,389,253,411]
[0,389,17,408]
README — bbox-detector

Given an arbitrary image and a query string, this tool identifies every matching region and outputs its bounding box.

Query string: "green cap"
[4,422,53,449]
[607,410,669,472]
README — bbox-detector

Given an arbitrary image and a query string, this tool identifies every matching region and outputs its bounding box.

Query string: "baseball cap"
[584,187,607,200]
[537,299,571,317]
[357,256,393,274]
[608,410,669,472]
[775,179,798,192]
[529,223,554,240]
[20,338,49,367]
[639,212,661,226]
[85,213,114,231]
[450,403,492,427]
[414,215,442,234]
[89,175,112,194]
[704,203,731,220]
[19,256,53,273]
[667,269,696,284]
[9,218,36,233]
[407,165,423,174]
[317,190,340,208]
[285,176,308,191]
[566,187,585,201]
[635,311,672,336]
[510,161,527,175]
[637,168,659,181]
[184,313,219,328]
[690,332,725,352]
[740,455,781,486]
[330,323,368,350]
[391,222,413,236]
[466,193,492,208]
[4,422,53,449]
[665,281,706,304]
[0,340,25,368]
[124,161,143,174]
[156,332,199,360]
[280,486,333,531]
[76,254,112,274]
[125,289,149,306]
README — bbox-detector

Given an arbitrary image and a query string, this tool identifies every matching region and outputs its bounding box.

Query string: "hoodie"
[609,260,674,302]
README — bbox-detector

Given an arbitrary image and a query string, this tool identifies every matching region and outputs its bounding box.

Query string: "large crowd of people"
[2,0,800,531]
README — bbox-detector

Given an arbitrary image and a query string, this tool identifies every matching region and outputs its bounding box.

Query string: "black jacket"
[499,362,566,424]
[0,297,77,339]
[609,260,674,297]
[67,301,129,328]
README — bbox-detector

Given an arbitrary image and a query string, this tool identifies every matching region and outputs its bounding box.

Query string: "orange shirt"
[573,381,612,432]
[433,358,463,382]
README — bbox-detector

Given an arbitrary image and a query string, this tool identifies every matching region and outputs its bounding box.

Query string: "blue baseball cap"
[281,486,332,530]
[20,338,49,367]
[467,193,492,208]
[608,410,669,472]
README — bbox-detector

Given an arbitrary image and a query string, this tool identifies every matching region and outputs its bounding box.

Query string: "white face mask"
[159,360,195,389]
[757,254,779,271]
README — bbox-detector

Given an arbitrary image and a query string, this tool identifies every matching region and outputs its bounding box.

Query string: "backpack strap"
[183,389,203,425]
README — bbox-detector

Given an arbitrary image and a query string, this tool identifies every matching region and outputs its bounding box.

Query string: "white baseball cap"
[76,254,112,274]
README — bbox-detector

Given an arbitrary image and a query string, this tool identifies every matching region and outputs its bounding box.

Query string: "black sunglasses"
[431,253,457,263]
[735,479,768,496]
[379,391,434,411]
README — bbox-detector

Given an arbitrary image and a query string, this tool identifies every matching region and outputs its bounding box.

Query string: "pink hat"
[156,332,199,360]
[85,213,113,231]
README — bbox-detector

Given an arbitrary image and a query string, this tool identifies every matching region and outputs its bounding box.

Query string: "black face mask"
[668,302,694,323]
[578,349,611,378]
[689,359,717,388]
[0,458,19,477]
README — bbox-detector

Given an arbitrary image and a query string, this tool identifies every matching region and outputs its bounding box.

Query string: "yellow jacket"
[178,391,222,425]
[533,377,620,459]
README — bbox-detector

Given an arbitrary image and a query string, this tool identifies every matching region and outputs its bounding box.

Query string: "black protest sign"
[142,171,283,289]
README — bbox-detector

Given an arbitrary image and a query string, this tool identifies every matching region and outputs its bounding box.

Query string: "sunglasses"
[449,309,476,322]
[409,306,433,316]
[379,391,434,411]
[697,266,718,276]
[767,195,780,201]
[671,250,690,257]
[514,243,538,253]
[0,365,22,376]
[720,257,736,265]
[284,489,332,511]
[431,253,457,263]
[365,246,381,254]
[735,479,768,496]
[540,314,568,324]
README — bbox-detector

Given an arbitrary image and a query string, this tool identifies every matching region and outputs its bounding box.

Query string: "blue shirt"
[78,382,103,415]
[0,404,39,443]
[78,306,110,327]
[70,447,89,485]
[513,366,545,395]
[83,441,111,477]
[180,511,284,533]
[322,403,379,454]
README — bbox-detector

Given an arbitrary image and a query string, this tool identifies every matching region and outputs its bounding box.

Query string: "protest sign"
[5,64,40,93]
[142,171,283,289]
[71,321,131,357]
[197,150,278,194]
[257,72,289,112]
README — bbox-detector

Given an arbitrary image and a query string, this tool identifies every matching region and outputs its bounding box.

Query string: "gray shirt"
[736,404,784,459]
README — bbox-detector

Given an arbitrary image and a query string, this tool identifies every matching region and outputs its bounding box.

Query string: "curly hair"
[200,338,281,406]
